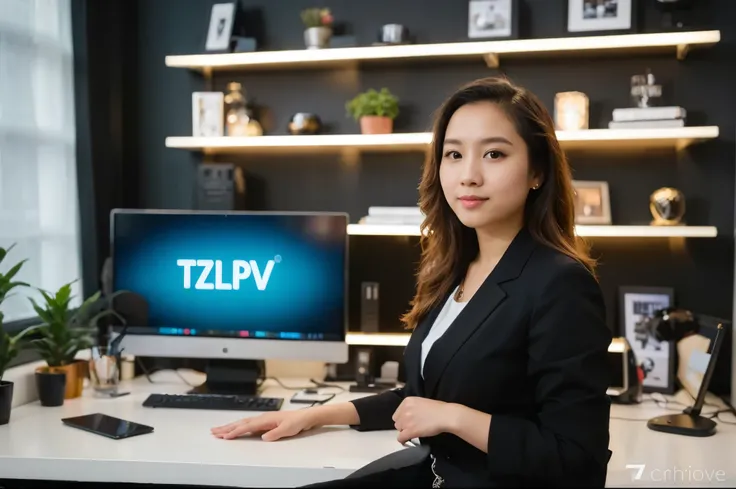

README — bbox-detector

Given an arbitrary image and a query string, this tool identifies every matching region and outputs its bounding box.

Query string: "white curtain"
[0,0,81,322]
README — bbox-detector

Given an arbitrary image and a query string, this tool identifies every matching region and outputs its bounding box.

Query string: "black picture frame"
[204,2,239,54]
[467,0,520,41]
[618,286,676,394]
[566,0,638,36]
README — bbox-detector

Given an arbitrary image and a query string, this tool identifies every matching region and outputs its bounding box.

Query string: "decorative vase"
[35,368,67,407]
[304,26,331,49]
[650,187,686,225]
[360,116,393,135]
[57,360,86,399]
[0,381,13,425]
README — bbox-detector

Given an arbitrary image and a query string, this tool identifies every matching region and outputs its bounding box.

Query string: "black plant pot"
[35,369,66,407]
[0,380,13,425]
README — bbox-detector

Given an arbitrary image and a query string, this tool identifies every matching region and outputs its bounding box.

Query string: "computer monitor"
[110,209,349,395]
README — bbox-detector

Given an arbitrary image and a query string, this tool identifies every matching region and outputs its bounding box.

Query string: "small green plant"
[345,88,400,121]
[0,244,36,381]
[300,8,333,28]
[29,282,125,368]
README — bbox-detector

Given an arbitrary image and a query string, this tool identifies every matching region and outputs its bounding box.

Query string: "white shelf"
[165,30,720,72]
[165,127,719,154]
[347,224,718,238]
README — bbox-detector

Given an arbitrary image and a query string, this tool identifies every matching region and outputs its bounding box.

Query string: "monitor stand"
[187,359,265,396]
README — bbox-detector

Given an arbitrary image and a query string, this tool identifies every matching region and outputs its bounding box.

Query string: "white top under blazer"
[420,286,467,379]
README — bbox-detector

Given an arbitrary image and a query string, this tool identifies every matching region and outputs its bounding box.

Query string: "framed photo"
[468,0,519,39]
[205,2,238,52]
[192,92,224,137]
[567,0,635,33]
[572,180,611,225]
[619,286,676,394]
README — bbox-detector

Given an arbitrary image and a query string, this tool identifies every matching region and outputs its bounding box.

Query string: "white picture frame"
[619,286,676,393]
[468,0,515,39]
[571,180,612,225]
[567,0,633,33]
[192,92,224,138]
[205,2,236,52]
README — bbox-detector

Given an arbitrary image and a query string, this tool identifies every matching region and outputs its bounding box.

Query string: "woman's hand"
[392,396,457,444]
[211,409,317,441]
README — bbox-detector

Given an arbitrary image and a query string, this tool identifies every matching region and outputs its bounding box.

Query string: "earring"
[532,183,540,190]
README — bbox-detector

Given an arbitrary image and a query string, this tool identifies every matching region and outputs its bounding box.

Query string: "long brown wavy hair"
[401,76,596,331]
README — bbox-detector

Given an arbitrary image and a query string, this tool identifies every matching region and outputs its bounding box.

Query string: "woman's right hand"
[211,409,317,441]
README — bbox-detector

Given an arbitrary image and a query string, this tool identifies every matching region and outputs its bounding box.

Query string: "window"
[0,0,81,326]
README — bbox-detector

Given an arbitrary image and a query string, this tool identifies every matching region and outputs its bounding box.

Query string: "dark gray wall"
[131,0,735,390]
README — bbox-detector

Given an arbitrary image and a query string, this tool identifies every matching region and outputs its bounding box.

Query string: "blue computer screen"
[111,210,347,341]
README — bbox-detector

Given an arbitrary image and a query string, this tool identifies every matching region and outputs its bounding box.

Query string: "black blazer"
[350,228,612,487]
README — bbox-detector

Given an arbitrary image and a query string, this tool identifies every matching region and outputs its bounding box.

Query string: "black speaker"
[360,282,380,333]
[196,163,244,210]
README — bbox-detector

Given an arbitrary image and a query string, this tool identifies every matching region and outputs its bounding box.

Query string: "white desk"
[1,370,735,488]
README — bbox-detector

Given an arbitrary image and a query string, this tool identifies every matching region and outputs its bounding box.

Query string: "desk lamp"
[642,308,727,437]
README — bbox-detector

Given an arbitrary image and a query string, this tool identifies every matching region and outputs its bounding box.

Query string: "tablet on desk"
[61,413,154,440]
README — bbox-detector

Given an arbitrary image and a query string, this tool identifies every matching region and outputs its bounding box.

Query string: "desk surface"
[1,370,735,488]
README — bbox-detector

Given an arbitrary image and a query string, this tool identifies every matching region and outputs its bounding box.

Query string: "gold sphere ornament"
[650,187,685,225]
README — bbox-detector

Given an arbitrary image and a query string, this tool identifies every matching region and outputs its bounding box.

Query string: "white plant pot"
[304,26,332,49]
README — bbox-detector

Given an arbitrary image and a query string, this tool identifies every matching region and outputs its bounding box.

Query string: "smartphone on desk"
[61,413,154,440]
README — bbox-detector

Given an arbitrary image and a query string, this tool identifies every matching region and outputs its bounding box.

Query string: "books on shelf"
[359,206,424,225]
[608,106,687,129]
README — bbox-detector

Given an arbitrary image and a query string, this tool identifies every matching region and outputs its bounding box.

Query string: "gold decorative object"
[650,187,686,225]
[554,91,589,131]
[224,82,263,137]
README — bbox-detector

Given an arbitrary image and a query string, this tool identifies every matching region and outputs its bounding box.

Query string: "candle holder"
[554,91,589,131]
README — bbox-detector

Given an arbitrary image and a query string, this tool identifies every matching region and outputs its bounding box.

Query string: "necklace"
[455,281,465,301]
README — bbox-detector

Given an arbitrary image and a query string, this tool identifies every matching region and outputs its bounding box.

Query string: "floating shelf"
[346,332,410,347]
[347,224,718,238]
[165,126,719,154]
[165,30,720,72]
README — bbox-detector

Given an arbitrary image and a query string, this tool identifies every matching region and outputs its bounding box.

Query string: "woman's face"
[439,101,539,232]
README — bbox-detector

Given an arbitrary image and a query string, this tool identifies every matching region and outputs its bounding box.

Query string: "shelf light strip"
[165,30,720,69]
[346,224,718,238]
[164,127,720,150]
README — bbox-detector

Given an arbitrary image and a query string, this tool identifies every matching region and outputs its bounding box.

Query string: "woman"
[211,76,613,487]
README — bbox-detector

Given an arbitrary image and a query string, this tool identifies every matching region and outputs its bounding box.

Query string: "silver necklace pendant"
[430,454,445,488]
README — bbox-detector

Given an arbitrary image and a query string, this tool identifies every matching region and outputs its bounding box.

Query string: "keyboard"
[142,393,284,411]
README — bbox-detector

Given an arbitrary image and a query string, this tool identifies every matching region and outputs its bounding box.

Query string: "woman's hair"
[400,76,596,330]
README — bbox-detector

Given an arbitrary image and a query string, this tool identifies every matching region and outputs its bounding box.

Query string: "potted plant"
[0,244,38,422]
[345,88,400,135]
[29,282,124,402]
[300,7,333,49]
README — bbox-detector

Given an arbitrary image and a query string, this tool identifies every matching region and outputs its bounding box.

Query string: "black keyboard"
[142,393,283,411]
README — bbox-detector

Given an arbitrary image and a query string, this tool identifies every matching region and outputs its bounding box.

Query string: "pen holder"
[88,346,120,397]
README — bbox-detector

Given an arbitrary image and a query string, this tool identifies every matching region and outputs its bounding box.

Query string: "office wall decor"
[650,187,686,225]
[572,180,612,225]
[345,88,399,135]
[468,0,518,39]
[205,2,238,52]
[192,92,224,137]
[619,286,676,394]
[567,0,635,33]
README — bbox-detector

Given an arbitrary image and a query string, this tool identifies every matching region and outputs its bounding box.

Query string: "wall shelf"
[347,224,718,238]
[165,126,719,154]
[165,30,720,72]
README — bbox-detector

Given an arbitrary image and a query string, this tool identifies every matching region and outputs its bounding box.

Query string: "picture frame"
[618,286,676,394]
[567,0,636,34]
[205,2,238,52]
[468,0,519,40]
[192,92,224,138]
[571,180,612,225]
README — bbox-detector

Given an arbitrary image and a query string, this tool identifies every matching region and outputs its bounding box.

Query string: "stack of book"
[608,106,686,129]
[358,206,424,226]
